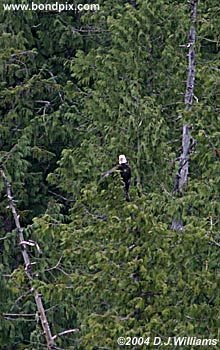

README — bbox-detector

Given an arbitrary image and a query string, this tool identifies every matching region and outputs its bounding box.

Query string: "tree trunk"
[172,0,197,231]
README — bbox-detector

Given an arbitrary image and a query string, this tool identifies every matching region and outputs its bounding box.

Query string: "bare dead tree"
[172,0,197,231]
[185,0,197,110]
[0,169,79,348]
[0,169,56,349]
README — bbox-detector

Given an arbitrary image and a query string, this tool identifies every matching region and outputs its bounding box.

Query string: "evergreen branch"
[39,68,64,102]
[0,144,18,165]
[10,290,32,311]
[82,205,107,221]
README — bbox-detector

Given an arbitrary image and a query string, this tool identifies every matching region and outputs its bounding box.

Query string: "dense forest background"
[0,0,219,349]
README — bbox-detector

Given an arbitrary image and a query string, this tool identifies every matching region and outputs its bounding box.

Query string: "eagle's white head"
[119,154,127,164]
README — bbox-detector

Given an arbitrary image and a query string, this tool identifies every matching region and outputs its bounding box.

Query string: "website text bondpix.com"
[2,2,100,13]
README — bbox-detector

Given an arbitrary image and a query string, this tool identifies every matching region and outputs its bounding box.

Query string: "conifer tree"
[0,1,219,349]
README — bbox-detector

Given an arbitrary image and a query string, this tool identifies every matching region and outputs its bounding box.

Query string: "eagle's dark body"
[118,162,131,201]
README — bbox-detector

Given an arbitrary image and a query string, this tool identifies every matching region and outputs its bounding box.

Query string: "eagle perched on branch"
[102,154,131,201]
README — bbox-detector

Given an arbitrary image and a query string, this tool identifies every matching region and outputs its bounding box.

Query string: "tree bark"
[172,0,197,231]
[173,124,191,194]
[185,0,197,109]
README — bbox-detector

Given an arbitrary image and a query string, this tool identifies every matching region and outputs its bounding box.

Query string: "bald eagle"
[102,154,131,201]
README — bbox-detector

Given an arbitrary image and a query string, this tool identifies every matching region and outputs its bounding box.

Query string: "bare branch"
[72,26,108,34]
[101,165,119,178]
[19,239,42,253]
[52,328,79,340]
[209,239,220,248]
[44,256,71,277]
[4,316,36,322]
[3,312,36,317]
[35,100,51,105]
[0,232,13,241]
[10,50,37,58]
[35,100,51,115]
[45,256,63,272]
[48,190,75,203]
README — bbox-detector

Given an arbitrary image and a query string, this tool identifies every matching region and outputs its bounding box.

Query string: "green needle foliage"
[0,0,219,349]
